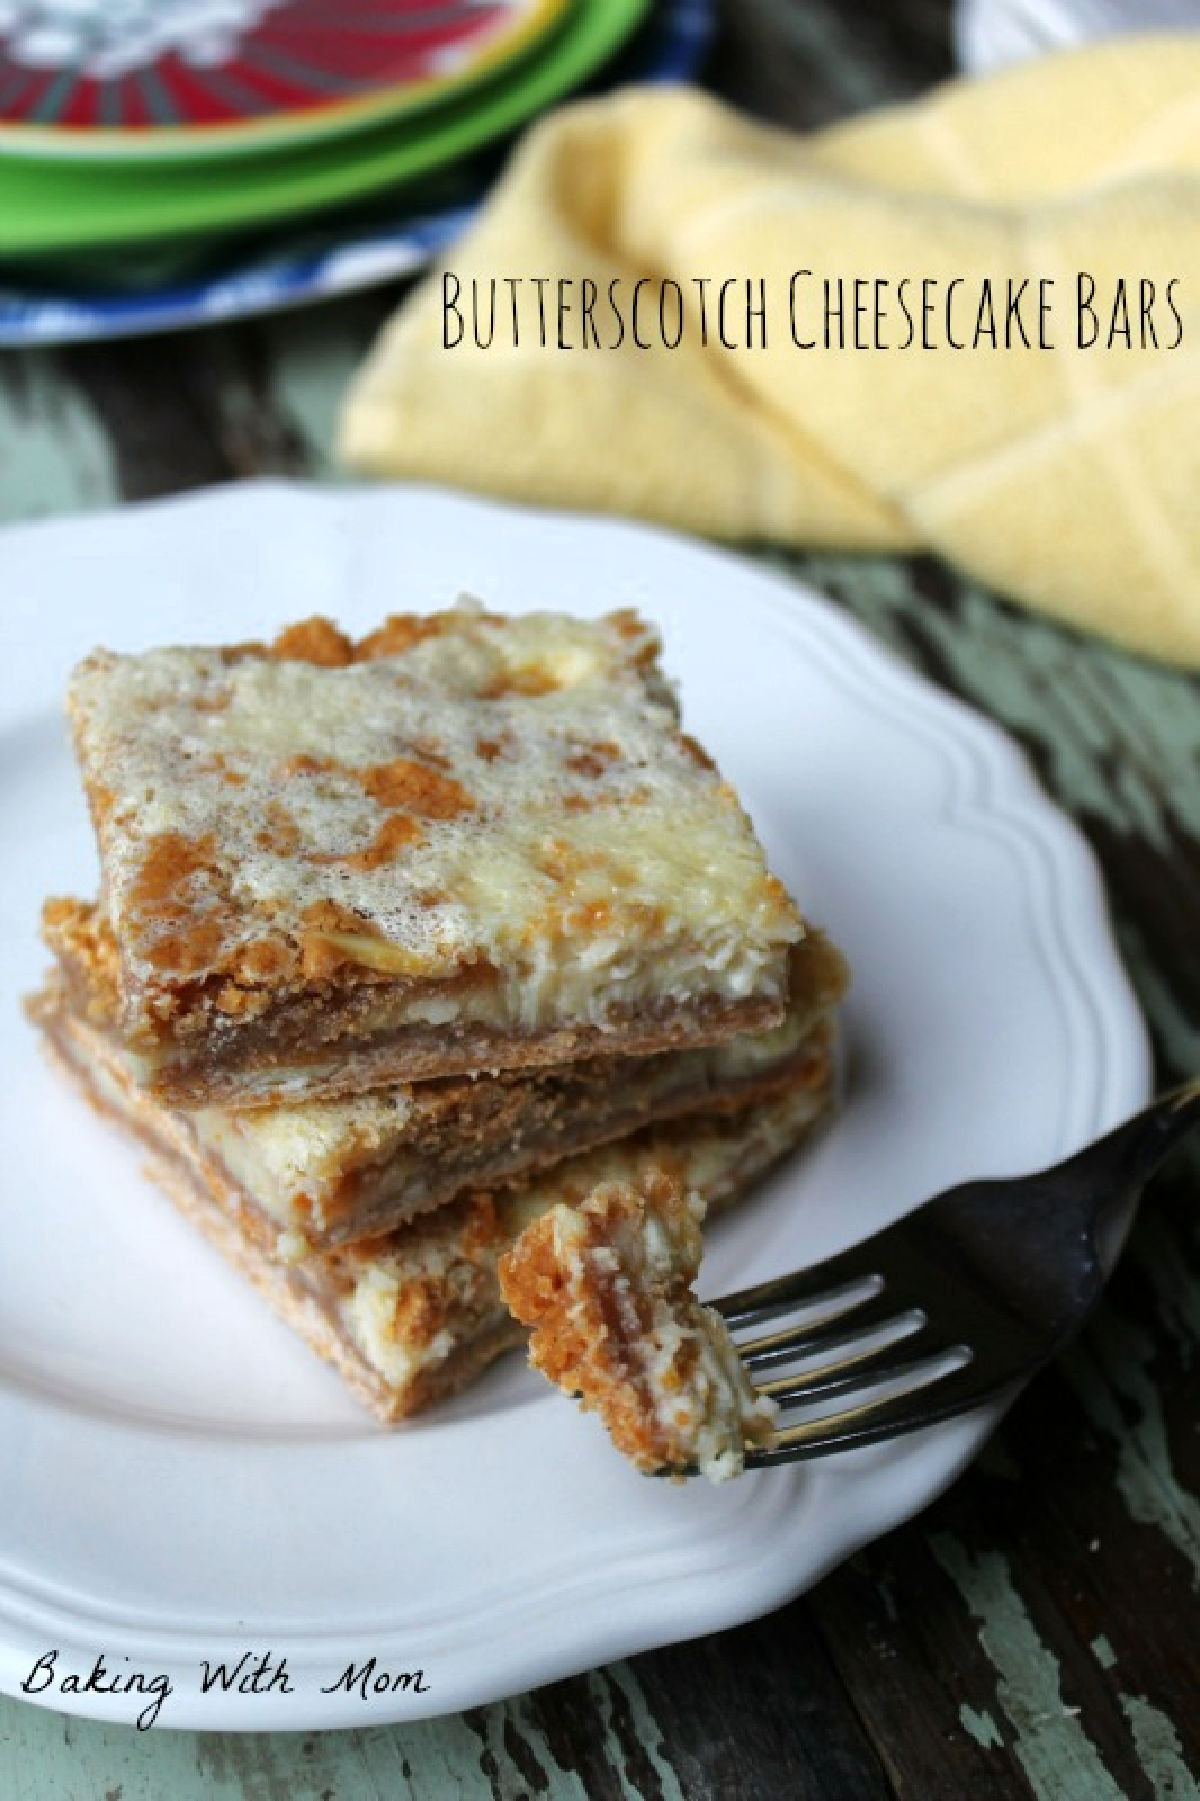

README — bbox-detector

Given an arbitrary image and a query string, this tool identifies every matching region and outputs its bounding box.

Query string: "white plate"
[954,0,1200,74]
[0,483,1149,1732]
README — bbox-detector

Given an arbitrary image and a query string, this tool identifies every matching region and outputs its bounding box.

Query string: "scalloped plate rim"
[0,482,1151,1731]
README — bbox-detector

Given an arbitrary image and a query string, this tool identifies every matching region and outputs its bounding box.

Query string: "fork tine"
[756,1318,945,1402]
[745,1352,1005,1467]
[689,1080,1200,1477]
[714,1244,891,1327]
[737,1289,924,1370]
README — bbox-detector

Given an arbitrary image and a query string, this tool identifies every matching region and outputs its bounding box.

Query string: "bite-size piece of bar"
[499,1176,775,1482]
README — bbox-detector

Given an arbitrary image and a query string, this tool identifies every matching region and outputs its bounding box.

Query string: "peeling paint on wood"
[587,1665,686,1801]
[960,1705,1005,1751]
[464,1693,593,1801]
[264,299,397,479]
[1063,1322,1200,1590]
[928,1534,1129,1801]
[0,351,118,521]
[1119,1695,1200,1801]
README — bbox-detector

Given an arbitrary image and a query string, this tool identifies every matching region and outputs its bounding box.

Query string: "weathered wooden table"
[2,4,1197,1796]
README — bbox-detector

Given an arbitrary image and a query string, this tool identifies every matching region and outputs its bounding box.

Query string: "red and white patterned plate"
[0,0,570,159]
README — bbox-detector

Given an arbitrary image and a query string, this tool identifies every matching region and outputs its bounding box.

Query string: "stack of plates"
[0,0,713,343]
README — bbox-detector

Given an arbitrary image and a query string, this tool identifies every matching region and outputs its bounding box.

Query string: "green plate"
[0,0,649,256]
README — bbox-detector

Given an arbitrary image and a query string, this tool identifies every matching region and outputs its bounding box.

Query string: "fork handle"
[1071,1077,1200,1269]
[1097,1076,1200,1184]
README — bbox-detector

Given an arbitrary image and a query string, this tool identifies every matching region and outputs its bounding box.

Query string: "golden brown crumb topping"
[270,617,354,667]
[65,604,802,1036]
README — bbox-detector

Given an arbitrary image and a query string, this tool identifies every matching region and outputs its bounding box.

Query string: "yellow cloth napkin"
[339,39,1200,666]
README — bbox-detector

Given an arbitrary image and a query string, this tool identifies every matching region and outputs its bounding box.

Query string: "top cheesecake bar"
[66,604,802,1106]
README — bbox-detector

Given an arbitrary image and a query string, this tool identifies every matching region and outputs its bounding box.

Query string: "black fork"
[704,1079,1200,1469]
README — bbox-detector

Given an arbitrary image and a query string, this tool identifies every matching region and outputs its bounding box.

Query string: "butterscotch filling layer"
[200,1021,835,1245]
[45,895,797,1102]
[41,907,848,1241]
[31,986,836,1423]
[65,606,803,1074]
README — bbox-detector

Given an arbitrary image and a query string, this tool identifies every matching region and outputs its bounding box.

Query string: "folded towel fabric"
[339,39,1200,666]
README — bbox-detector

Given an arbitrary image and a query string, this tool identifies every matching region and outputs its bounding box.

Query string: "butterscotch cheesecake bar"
[64,605,803,1106]
[500,1178,776,1481]
[30,989,837,1421]
[36,904,847,1249]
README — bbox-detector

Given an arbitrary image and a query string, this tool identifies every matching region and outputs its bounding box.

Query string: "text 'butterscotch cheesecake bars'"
[63,606,803,1107]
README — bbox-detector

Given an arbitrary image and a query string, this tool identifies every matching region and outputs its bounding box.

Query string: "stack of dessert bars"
[29,605,848,1427]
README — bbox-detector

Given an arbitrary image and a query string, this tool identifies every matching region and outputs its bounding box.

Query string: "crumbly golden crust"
[29,985,835,1423]
[65,605,802,1090]
[500,1178,775,1480]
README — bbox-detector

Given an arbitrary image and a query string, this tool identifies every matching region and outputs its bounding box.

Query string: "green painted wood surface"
[1,1,1197,1795]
